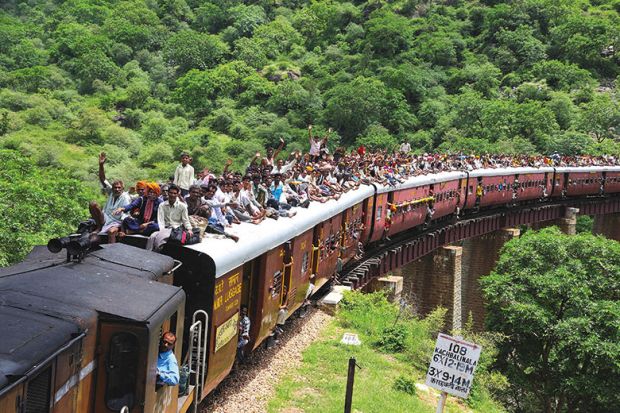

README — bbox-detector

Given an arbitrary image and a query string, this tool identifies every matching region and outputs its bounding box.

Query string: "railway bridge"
[339,196,620,331]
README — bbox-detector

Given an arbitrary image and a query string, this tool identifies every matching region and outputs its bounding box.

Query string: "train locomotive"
[1,165,619,413]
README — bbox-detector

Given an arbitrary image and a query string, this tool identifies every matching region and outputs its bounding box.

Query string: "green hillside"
[0,0,618,264]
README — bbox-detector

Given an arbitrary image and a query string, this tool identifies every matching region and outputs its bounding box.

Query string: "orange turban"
[136,180,148,190]
[146,182,161,197]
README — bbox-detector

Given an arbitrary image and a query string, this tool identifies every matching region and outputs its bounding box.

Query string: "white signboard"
[341,333,361,346]
[425,334,482,398]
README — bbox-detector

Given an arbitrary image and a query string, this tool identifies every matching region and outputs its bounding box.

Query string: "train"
[2,165,619,413]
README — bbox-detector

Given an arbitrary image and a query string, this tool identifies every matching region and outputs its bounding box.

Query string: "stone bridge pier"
[530,207,579,235]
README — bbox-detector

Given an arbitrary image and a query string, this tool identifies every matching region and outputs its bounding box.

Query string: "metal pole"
[344,357,356,413]
[435,391,448,413]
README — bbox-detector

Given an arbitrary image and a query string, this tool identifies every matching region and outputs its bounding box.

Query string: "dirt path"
[201,308,333,413]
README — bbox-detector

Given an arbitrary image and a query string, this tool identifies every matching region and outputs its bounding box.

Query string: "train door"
[241,261,258,312]
[281,241,293,306]
[311,224,322,276]
[94,323,147,413]
[458,178,467,210]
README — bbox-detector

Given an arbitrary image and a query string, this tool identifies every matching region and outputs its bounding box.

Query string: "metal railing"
[188,309,209,413]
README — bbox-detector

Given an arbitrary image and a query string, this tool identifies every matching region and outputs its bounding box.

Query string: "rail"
[189,309,209,412]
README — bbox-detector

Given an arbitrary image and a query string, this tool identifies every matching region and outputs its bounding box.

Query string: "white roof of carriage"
[186,185,374,277]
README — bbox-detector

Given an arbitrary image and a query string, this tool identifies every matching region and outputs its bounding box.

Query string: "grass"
[267,292,506,413]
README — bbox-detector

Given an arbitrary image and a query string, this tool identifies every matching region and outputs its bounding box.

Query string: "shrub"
[393,375,416,396]
[377,325,408,353]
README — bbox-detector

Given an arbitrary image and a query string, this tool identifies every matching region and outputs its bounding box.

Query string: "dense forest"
[0,0,619,264]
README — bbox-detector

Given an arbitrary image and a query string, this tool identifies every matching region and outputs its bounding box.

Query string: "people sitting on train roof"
[89,152,131,244]
[85,129,620,248]
[113,182,161,238]
[157,332,180,387]
[146,184,192,251]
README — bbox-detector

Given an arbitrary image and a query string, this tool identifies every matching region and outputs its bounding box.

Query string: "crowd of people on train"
[88,125,620,250]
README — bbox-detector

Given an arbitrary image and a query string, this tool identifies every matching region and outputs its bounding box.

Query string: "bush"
[377,325,408,352]
[393,375,416,396]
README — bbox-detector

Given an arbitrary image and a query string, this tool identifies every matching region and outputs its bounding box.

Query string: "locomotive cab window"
[105,332,139,411]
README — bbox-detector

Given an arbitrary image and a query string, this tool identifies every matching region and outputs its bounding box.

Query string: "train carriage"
[368,192,390,243]
[559,168,604,197]
[604,169,620,194]
[163,185,375,402]
[514,168,554,202]
[468,169,516,208]
[376,172,467,238]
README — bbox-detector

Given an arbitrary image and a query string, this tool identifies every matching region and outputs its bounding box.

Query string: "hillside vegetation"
[0,0,619,264]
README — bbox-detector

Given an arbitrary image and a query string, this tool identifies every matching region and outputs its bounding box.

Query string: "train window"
[105,332,139,411]
[376,206,382,221]
[468,186,473,194]
[272,270,282,298]
[301,251,309,275]
[24,366,52,413]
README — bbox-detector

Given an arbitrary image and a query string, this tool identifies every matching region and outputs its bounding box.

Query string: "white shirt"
[400,142,411,153]
[272,159,297,174]
[238,189,259,215]
[101,180,131,225]
[174,163,195,190]
[309,138,322,156]
[157,198,192,230]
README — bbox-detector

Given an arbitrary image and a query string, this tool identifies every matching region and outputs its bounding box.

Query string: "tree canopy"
[0,149,94,266]
[0,0,618,263]
[482,227,620,412]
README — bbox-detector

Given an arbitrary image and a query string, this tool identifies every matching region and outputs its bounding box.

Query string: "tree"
[482,227,620,412]
[325,76,413,143]
[550,14,620,78]
[577,94,620,143]
[364,11,413,57]
[0,149,94,266]
[163,29,229,74]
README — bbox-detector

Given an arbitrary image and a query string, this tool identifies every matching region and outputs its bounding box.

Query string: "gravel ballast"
[201,308,333,413]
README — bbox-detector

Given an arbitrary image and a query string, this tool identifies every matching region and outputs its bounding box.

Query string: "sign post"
[425,334,482,412]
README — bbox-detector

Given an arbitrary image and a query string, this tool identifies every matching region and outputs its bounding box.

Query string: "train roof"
[0,243,184,394]
[375,171,467,194]
[468,167,556,177]
[186,184,375,278]
[0,243,182,322]
[0,300,82,390]
[554,166,620,173]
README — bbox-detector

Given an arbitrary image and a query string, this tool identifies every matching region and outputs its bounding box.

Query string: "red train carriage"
[378,172,466,238]
[514,168,554,202]
[559,168,604,197]
[604,169,620,194]
[429,172,466,220]
[468,169,516,208]
[340,201,365,264]
[368,192,390,243]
